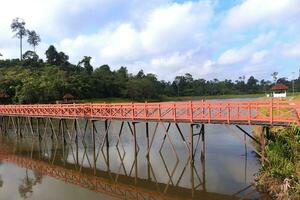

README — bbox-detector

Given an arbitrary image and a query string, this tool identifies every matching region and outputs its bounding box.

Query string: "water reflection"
[0,118,268,200]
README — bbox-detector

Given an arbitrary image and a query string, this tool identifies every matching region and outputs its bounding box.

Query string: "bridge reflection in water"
[0,117,264,199]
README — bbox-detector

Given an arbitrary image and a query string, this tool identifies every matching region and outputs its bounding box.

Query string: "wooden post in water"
[201,124,206,191]
[105,119,110,170]
[91,120,96,175]
[133,122,138,184]
[261,126,266,166]
[145,122,151,181]
[189,123,195,197]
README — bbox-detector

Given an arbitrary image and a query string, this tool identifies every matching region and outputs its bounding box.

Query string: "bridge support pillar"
[132,121,139,184]
[145,122,151,181]
[104,119,110,171]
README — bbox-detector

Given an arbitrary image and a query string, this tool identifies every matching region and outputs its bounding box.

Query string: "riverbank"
[255,125,300,199]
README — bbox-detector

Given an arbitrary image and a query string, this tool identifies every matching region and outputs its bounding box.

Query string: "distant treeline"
[0,45,298,104]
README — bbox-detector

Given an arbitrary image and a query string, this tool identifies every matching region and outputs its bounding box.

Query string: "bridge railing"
[0,99,299,125]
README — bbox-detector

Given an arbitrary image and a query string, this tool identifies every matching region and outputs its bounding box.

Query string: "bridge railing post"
[173,103,176,121]
[158,103,161,120]
[227,103,230,124]
[248,103,251,124]
[189,101,193,122]
[270,98,273,124]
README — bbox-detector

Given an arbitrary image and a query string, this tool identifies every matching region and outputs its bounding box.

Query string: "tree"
[22,50,39,67]
[27,30,41,52]
[45,45,58,65]
[11,18,27,60]
[0,53,2,57]
[271,72,278,83]
[78,56,93,75]
[45,45,69,66]
[246,76,259,93]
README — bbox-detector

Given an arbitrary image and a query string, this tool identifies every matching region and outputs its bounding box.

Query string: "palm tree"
[27,30,41,52]
[11,17,27,60]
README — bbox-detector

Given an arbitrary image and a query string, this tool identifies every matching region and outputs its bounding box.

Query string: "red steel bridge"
[0,99,299,126]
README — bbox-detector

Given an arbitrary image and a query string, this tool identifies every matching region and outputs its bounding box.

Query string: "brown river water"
[0,116,270,200]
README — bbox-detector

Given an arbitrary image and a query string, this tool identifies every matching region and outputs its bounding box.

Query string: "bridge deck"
[0,99,299,126]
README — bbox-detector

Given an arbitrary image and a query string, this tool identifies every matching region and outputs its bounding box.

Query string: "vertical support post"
[91,120,96,175]
[105,119,110,170]
[146,122,151,181]
[189,101,193,122]
[265,126,270,140]
[201,124,206,191]
[208,103,211,123]
[248,103,251,124]
[227,103,230,124]
[37,118,41,140]
[270,98,273,125]
[75,119,79,166]
[17,117,21,138]
[133,122,138,184]
[244,130,247,183]
[261,127,266,166]
[189,123,194,197]
[60,119,63,143]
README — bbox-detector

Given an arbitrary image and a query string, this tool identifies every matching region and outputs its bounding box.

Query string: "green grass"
[289,92,300,100]
[256,125,300,199]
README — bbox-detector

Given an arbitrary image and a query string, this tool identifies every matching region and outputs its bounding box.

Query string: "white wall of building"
[273,91,286,98]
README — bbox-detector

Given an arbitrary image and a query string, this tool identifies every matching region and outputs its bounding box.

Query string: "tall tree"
[27,30,41,52]
[78,56,93,75]
[11,17,27,60]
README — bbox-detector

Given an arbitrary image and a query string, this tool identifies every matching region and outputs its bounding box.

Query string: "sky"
[0,0,300,81]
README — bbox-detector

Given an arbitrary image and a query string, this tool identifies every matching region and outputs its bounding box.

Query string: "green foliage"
[78,56,93,75]
[45,45,69,66]
[27,30,41,52]
[0,44,297,103]
[258,125,300,199]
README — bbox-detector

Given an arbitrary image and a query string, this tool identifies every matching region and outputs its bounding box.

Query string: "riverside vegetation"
[256,125,300,200]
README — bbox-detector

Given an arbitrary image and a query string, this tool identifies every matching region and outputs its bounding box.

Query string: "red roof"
[63,93,74,99]
[0,92,9,98]
[270,83,288,91]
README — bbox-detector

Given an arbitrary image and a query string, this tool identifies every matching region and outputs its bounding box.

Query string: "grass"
[255,125,300,199]
[289,92,300,100]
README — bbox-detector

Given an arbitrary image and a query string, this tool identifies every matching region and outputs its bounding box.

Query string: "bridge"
[0,99,289,199]
[0,99,299,126]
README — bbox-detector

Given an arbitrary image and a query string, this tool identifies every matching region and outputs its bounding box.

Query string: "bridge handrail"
[0,99,299,125]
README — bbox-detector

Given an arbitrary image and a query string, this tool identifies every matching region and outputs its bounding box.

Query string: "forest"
[0,44,297,104]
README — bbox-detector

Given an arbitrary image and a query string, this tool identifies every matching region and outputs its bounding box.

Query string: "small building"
[0,92,10,104]
[270,83,288,98]
[63,93,75,103]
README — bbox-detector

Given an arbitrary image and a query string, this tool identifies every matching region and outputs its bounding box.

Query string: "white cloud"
[217,31,276,66]
[222,0,300,30]
[250,50,268,64]
[281,41,300,57]
[55,1,214,79]
[217,47,251,65]
[0,0,300,81]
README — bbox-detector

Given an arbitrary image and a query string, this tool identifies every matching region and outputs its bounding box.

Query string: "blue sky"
[0,0,300,81]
